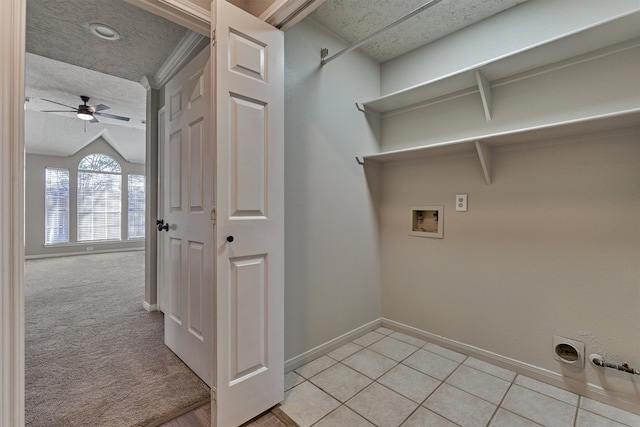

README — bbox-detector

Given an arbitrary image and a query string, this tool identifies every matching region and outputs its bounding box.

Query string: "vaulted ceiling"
[25,0,190,163]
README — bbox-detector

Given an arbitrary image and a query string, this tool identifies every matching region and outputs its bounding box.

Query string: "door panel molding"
[228,94,267,218]
[228,254,268,383]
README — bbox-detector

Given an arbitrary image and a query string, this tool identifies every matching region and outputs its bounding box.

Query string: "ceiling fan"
[41,95,130,123]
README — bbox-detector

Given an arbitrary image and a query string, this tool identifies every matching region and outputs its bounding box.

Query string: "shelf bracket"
[320,48,329,64]
[355,102,365,112]
[355,156,365,165]
[474,141,493,185]
[475,70,492,122]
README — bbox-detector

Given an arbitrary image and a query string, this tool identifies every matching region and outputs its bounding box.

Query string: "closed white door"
[162,46,213,387]
[213,1,285,426]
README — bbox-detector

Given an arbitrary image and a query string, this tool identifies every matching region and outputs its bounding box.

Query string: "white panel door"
[163,46,214,387]
[213,1,284,425]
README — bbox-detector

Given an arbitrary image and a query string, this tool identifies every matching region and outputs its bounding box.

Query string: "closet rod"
[320,0,442,66]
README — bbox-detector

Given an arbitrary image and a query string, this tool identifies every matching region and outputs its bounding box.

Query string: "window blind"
[77,170,122,242]
[128,174,145,240]
[45,168,70,244]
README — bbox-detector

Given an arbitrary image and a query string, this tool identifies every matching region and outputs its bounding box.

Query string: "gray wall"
[283,3,640,377]
[372,0,640,411]
[380,131,640,403]
[25,137,145,258]
[284,19,382,361]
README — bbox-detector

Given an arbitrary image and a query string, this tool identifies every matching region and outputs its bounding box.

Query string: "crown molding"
[263,0,327,30]
[124,0,209,36]
[140,75,154,91]
[160,0,210,25]
[150,31,208,89]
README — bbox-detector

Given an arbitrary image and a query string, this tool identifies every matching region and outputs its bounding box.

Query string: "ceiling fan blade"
[41,98,77,110]
[93,104,110,112]
[41,110,77,113]
[90,117,100,123]
[95,112,130,121]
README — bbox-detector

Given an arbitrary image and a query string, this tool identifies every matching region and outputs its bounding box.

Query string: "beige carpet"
[25,251,210,427]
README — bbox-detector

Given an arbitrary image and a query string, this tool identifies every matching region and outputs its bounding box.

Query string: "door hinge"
[211,207,217,223]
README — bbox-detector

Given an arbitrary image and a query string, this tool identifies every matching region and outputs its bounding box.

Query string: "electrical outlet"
[455,194,468,212]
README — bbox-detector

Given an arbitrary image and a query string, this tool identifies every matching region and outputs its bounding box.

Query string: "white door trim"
[157,106,167,313]
[0,0,26,425]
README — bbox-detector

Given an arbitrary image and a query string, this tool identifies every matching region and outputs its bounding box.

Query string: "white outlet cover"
[455,194,468,212]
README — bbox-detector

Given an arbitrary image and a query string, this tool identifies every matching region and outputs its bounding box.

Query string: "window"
[128,174,145,239]
[77,154,122,242]
[45,168,69,244]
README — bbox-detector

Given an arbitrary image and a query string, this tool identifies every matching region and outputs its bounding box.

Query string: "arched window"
[77,154,122,241]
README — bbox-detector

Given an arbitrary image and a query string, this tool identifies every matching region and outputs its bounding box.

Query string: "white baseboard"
[381,318,640,416]
[25,247,144,260]
[284,318,382,372]
[143,302,157,312]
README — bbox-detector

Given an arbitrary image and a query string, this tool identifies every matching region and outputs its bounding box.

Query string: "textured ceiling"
[311,0,529,63]
[25,53,147,163]
[25,0,193,163]
[24,0,532,163]
[26,0,188,82]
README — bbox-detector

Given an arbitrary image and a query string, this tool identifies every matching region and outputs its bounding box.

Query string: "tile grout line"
[286,328,639,427]
[417,355,471,426]
[577,404,636,427]
[485,374,517,427]
[296,344,469,427]
[305,348,396,427]
[336,334,484,426]
[323,330,421,426]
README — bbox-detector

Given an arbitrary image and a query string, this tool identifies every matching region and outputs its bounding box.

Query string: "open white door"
[213,1,285,426]
[162,46,214,387]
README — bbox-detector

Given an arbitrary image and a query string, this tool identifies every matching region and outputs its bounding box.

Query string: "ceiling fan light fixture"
[89,23,120,41]
[77,111,94,121]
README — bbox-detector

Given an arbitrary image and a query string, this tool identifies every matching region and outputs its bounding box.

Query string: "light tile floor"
[280,327,640,427]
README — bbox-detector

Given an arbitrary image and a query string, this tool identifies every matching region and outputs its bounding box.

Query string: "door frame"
[1,0,26,424]
[0,0,310,423]
[0,1,208,424]
[156,105,167,313]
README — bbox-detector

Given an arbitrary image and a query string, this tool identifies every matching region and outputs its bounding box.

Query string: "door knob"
[156,219,169,232]
[226,236,234,243]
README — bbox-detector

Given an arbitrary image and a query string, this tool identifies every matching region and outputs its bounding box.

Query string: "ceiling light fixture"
[88,23,121,41]
[77,104,94,121]
[77,111,94,121]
